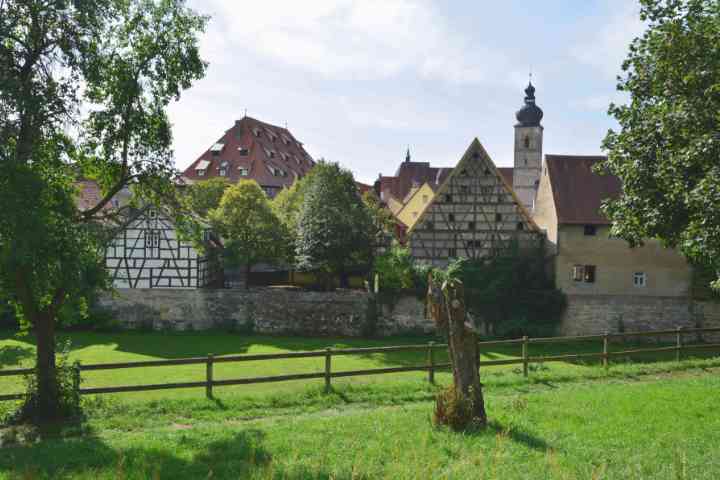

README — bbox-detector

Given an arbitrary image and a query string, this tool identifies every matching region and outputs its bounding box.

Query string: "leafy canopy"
[600,0,720,289]
[295,162,373,277]
[209,180,285,269]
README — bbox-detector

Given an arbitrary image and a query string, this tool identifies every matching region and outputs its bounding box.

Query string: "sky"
[168,0,646,185]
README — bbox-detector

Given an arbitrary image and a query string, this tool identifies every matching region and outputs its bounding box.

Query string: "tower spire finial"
[405,147,411,162]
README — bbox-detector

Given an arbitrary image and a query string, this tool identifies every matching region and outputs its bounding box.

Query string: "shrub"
[373,243,431,296]
[8,340,82,424]
[433,385,484,431]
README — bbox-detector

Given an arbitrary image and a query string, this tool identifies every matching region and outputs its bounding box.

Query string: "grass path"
[2,369,720,479]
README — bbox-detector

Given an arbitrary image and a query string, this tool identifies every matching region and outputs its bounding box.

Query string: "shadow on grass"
[486,420,554,453]
[0,427,282,479]
[0,345,33,368]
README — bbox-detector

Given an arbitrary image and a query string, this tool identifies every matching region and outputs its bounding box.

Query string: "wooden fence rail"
[1,326,720,402]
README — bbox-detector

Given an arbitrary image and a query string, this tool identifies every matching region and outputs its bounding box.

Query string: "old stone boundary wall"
[98,288,720,340]
[97,288,434,337]
[560,295,720,341]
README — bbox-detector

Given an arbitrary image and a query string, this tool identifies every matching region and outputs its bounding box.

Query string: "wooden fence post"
[522,336,529,378]
[603,332,609,371]
[325,348,332,393]
[206,354,214,399]
[73,361,81,397]
[676,326,683,363]
[427,341,435,384]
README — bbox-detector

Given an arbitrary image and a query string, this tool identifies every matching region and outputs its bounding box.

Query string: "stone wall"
[97,288,435,337]
[97,288,720,340]
[559,294,720,341]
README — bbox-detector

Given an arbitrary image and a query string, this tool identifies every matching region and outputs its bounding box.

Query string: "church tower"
[513,81,544,212]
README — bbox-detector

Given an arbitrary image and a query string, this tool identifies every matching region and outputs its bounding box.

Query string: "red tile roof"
[182,116,315,193]
[545,155,621,225]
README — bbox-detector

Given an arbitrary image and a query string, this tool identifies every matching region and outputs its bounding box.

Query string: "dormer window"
[238,147,249,156]
[210,143,224,156]
[195,160,210,177]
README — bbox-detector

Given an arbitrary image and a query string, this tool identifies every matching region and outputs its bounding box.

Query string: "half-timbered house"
[105,206,221,289]
[407,139,542,267]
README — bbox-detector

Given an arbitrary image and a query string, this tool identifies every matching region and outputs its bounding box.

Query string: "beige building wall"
[396,182,434,228]
[530,165,558,248]
[555,225,692,297]
[386,195,404,216]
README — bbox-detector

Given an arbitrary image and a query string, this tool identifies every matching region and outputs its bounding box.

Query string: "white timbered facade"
[106,206,221,289]
[407,139,542,267]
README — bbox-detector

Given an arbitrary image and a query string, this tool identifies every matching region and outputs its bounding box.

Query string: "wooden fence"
[1,326,720,402]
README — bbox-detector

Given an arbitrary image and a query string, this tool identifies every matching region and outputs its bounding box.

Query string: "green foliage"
[373,243,431,295]
[9,341,81,425]
[446,243,565,337]
[209,180,286,271]
[182,178,230,218]
[599,0,720,290]
[0,0,207,421]
[362,190,396,239]
[295,162,373,287]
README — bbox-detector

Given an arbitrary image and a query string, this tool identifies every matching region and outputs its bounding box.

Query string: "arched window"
[524,136,530,148]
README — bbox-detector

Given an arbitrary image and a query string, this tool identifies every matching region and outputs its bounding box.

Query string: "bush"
[373,243,431,296]
[450,242,566,338]
[8,340,82,424]
[433,385,484,431]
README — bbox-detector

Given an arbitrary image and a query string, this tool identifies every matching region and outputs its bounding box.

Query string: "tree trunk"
[34,311,60,421]
[428,278,487,428]
[245,263,252,290]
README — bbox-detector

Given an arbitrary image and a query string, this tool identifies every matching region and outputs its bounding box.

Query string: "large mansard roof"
[182,116,315,188]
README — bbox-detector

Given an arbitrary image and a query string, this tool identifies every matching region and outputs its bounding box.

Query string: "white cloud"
[195,0,507,85]
[572,0,645,78]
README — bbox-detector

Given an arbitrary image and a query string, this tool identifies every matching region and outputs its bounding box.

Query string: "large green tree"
[295,162,373,289]
[0,0,207,421]
[209,180,286,288]
[600,0,720,289]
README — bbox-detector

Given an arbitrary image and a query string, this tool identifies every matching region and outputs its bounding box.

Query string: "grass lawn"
[1,368,719,479]
[2,329,716,405]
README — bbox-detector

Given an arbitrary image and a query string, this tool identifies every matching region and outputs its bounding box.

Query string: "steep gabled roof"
[182,116,315,189]
[408,139,538,236]
[545,155,621,225]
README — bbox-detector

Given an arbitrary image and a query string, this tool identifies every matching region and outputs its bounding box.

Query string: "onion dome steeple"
[515,81,543,127]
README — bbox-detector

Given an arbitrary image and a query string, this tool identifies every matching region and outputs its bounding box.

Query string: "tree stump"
[428,277,487,430]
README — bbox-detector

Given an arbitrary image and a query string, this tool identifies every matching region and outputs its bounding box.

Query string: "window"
[145,229,160,257]
[585,265,596,283]
[425,221,434,230]
[572,265,597,283]
[238,147,249,156]
[481,186,493,195]
[444,194,453,203]
[219,168,227,176]
[468,221,476,230]
[466,240,482,249]
[412,212,417,218]
[517,222,524,231]
[239,168,249,176]
[495,213,502,222]
[633,272,646,287]
[584,225,597,236]
[448,247,457,258]
[422,195,428,203]
[484,168,490,175]
[524,136,530,148]
[460,185,470,194]
[197,169,205,176]
[448,213,455,222]
[210,143,223,156]
[148,209,158,219]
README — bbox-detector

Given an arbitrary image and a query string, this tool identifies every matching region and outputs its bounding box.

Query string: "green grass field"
[2,329,714,403]
[2,330,720,479]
